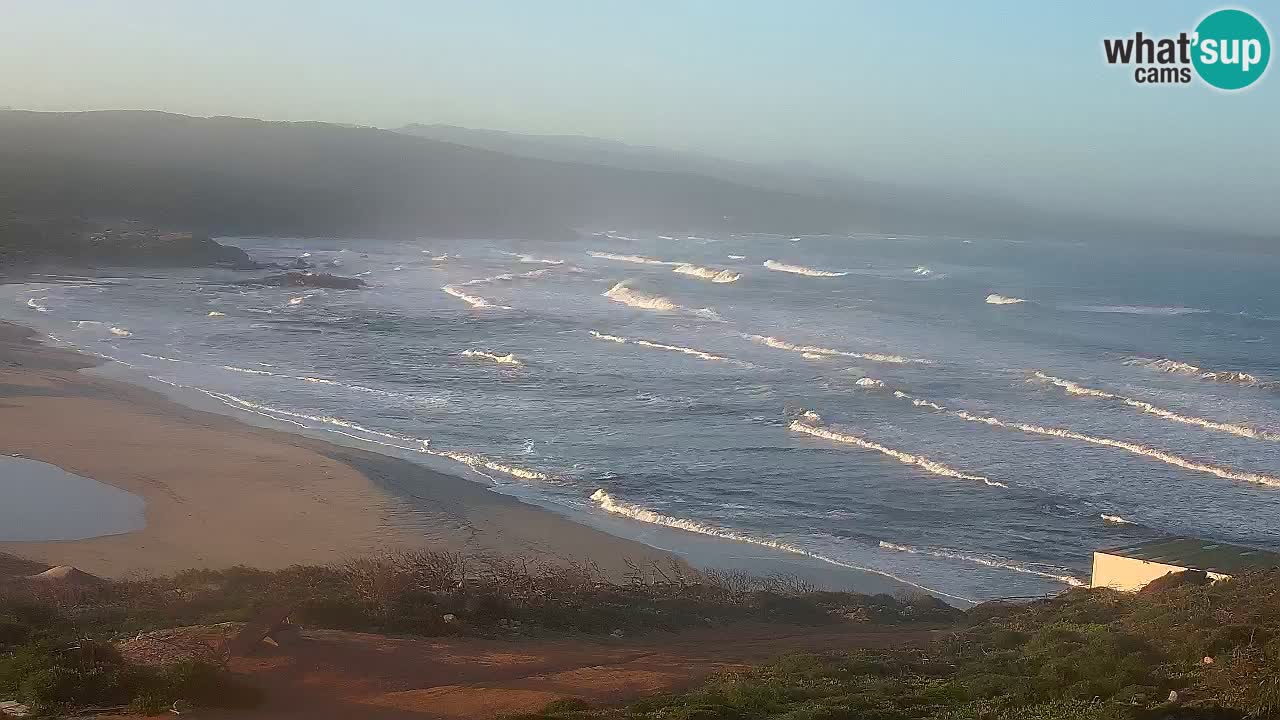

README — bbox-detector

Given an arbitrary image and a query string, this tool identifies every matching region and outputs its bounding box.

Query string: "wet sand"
[0,321,677,578]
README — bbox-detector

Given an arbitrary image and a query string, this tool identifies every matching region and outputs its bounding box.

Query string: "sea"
[5,231,1279,605]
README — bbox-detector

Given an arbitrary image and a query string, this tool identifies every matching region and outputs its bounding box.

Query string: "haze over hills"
[0,109,1271,250]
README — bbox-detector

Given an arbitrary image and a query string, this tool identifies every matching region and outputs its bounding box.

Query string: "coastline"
[0,321,679,578]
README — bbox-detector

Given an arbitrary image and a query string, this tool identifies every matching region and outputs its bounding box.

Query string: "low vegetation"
[0,552,952,714]
[517,570,1280,720]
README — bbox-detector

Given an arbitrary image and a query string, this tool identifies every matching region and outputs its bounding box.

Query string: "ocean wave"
[590,330,741,364]
[985,293,1026,305]
[602,282,678,312]
[855,377,884,388]
[501,252,564,265]
[207,311,226,317]
[672,264,741,283]
[727,254,746,260]
[1033,371,1280,441]
[745,334,931,364]
[1069,305,1209,316]
[1126,357,1262,386]
[589,489,974,604]
[288,296,305,305]
[75,321,102,327]
[912,266,933,276]
[26,298,49,312]
[109,326,132,337]
[1101,514,1136,525]
[891,390,1280,488]
[762,260,847,277]
[789,414,1006,488]
[878,541,1085,587]
[442,285,512,310]
[461,349,522,366]
[140,353,184,363]
[587,251,678,266]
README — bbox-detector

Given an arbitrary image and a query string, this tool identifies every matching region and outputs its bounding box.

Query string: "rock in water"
[239,272,365,289]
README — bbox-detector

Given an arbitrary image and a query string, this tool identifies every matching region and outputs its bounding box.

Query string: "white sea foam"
[762,260,847,277]
[502,252,564,265]
[590,489,974,604]
[891,390,1280,488]
[587,251,679,266]
[75,321,102,327]
[222,364,274,376]
[1033,371,1280,442]
[855,377,884,388]
[461,349,522,366]
[602,282,678,312]
[442,285,511,309]
[878,541,1085,587]
[789,414,1006,488]
[140,353,184,363]
[745,334,930,365]
[207,311,226,317]
[590,330,738,364]
[985,294,1026,305]
[109,326,132,337]
[288,296,304,305]
[1071,305,1208,316]
[912,266,933,276]
[727,254,746,260]
[1126,357,1262,386]
[26,298,49,312]
[1101,514,1136,525]
[672,264,741,283]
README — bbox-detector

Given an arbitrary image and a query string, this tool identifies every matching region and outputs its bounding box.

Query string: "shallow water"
[4,232,1279,602]
[0,455,145,541]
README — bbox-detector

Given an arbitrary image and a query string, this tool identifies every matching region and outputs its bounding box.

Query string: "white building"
[1091,537,1280,591]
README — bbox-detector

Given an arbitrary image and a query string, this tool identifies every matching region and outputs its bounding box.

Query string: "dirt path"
[194,623,942,719]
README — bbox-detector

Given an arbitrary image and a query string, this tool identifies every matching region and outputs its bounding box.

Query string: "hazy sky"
[2,1,1276,235]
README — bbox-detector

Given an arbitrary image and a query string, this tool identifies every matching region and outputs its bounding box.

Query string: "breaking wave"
[461,349,522,366]
[26,298,49,312]
[727,254,746,260]
[288,296,305,305]
[207,311,226,317]
[985,294,1026,305]
[1033,372,1280,441]
[855,377,884,388]
[672,264,741,283]
[878,541,1085,587]
[590,330,741,364]
[1101,514,1136,525]
[587,251,678,266]
[891,391,1280,488]
[442,285,511,310]
[762,260,847,277]
[589,489,974,604]
[912,266,933,276]
[501,252,564,265]
[140,353,184,363]
[789,413,1006,488]
[109,326,132,337]
[745,334,931,364]
[602,282,678,312]
[1127,357,1262,386]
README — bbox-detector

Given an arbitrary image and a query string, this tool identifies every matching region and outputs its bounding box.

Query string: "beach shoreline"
[0,320,681,579]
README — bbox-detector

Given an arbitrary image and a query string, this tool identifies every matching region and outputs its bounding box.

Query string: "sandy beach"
[0,321,676,578]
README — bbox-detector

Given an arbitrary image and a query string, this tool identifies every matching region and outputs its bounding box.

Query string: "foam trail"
[746,334,931,365]
[985,294,1026,305]
[590,330,741,364]
[762,260,847,277]
[461,349,522,366]
[26,298,49,312]
[878,541,1085,587]
[590,489,974,604]
[109,327,132,337]
[1127,357,1262,386]
[140,353,184,363]
[223,364,274,376]
[1101,514,1136,525]
[602,282,678,312]
[442,285,511,310]
[1033,372,1280,441]
[672,264,741,283]
[892,391,1280,488]
[587,251,679,266]
[789,413,1006,488]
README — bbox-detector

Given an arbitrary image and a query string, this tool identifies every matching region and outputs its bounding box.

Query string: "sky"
[1,1,1276,235]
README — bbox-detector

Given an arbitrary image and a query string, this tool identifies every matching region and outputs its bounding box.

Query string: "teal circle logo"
[1193,9,1270,90]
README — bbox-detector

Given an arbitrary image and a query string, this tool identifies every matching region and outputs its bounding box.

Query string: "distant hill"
[0,110,870,239]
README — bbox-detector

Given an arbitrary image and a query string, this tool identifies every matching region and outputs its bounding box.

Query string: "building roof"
[1099,537,1280,575]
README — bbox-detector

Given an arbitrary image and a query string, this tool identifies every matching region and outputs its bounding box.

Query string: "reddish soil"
[189,623,942,719]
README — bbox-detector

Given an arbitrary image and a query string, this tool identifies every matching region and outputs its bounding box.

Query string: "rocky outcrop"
[239,271,365,289]
[1,218,258,269]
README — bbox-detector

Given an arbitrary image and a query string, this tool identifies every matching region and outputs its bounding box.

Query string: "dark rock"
[239,271,364,289]
[1,218,259,269]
